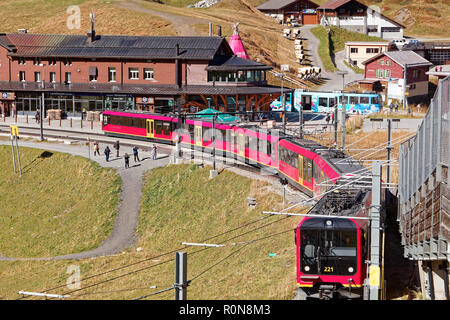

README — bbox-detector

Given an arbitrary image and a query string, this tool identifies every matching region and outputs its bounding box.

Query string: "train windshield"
[300,229,357,275]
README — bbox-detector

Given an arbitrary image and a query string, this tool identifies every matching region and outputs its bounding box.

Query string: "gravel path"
[0,138,171,261]
[300,26,363,90]
[113,0,208,36]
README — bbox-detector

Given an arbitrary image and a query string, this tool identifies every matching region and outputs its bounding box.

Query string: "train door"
[195,126,202,147]
[298,155,304,185]
[146,119,155,138]
[238,133,245,157]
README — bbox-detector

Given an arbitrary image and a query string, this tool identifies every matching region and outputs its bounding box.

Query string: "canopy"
[194,108,237,122]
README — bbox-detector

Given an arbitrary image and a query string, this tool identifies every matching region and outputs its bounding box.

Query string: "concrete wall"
[419,260,449,300]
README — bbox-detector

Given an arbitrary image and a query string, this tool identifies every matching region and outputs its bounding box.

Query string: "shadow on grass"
[22,151,54,174]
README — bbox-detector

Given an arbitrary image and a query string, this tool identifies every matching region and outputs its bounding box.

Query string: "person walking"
[35,110,40,124]
[133,146,140,162]
[104,146,111,162]
[152,144,157,160]
[416,103,421,113]
[325,114,330,125]
[114,140,120,157]
[389,101,393,113]
[394,101,399,112]
[93,140,100,156]
[124,153,130,169]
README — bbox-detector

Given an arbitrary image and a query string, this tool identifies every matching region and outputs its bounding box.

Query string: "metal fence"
[399,76,450,204]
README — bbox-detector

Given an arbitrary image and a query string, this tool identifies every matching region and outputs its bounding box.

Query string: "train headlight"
[304,266,310,272]
[348,267,354,273]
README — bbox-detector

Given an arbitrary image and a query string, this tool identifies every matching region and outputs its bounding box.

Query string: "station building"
[0,27,283,118]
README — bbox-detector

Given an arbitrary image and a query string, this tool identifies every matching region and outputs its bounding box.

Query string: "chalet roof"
[317,0,353,10]
[257,0,318,10]
[362,50,433,67]
[318,0,405,28]
[206,55,272,71]
[0,33,231,60]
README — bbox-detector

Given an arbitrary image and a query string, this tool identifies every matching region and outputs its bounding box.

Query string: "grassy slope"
[0,0,176,36]
[0,164,301,300]
[311,25,386,72]
[0,145,121,257]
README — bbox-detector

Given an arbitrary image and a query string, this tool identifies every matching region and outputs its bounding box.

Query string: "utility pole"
[40,79,45,141]
[275,72,286,134]
[174,252,188,300]
[386,119,393,204]
[367,161,382,300]
[337,71,348,149]
[299,102,303,139]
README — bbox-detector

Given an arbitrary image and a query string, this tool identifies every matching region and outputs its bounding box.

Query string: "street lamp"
[337,70,348,149]
[274,72,286,134]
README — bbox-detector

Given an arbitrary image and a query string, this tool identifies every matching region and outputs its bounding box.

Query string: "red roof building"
[362,51,432,104]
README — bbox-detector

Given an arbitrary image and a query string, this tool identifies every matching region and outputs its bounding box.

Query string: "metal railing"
[398,76,449,203]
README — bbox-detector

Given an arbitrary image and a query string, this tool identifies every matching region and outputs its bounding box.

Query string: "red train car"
[295,189,372,299]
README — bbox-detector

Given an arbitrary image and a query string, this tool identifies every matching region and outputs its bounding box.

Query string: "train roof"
[283,137,369,177]
[308,189,370,218]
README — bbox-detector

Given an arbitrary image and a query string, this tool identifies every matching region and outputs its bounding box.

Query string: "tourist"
[114,140,120,157]
[104,146,111,162]
[133,146,140,162]
[152,144,157,160]
[124,153,130,169]
[93,140,100,156]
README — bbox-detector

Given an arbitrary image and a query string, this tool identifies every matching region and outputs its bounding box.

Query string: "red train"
[102,110,373,299]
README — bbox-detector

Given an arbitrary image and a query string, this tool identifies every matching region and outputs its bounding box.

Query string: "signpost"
[10,125,21,176]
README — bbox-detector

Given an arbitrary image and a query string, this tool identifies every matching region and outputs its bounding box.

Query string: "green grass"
[311,25,386,72]
[0,145,121,257]
[311,26,338,72]
[343,60,365,74]
[0,164,301,300]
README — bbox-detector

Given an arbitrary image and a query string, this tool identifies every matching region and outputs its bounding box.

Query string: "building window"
[34,72,41,82]
[49,58,57,66]
[50,72,56,83]
[18,57,26,65]
[366,48,379,54]
[351,48,358,54]
[144,68,154,80]
[409,83,416,90]
[33,57,41,65]
[413,70,421,78]
[19,71,26,82]
[64,59,72,66]
[129,68,139,80]
[65,72,71,84]
[108,67,116,82]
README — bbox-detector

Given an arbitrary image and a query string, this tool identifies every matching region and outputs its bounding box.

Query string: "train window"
[319,97,328,107]
[360,96,369,104]
[329,98,336,107]
[103,115,110,126]
[350,96,359,105]
[300,228,357,275]
[371,96,379,105]
[163,122,171,136]
[303,158,313,184]
[280,145,298,169]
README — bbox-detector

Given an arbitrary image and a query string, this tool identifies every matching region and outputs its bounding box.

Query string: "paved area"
[300,26,364,90]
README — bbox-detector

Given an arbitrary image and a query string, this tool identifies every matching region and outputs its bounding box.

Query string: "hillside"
[0,164,302,300]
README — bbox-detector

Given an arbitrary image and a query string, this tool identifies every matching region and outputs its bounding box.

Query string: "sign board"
[281,64,290,72]
[369,265,380,287]
[1,92,15,100]
[10,125,19,137]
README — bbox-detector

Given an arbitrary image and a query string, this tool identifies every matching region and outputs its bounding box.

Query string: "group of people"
[93,140,158,169]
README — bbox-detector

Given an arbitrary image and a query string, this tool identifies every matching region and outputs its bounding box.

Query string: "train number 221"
[323,266,334,273]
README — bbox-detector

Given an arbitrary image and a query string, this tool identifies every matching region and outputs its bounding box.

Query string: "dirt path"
[0,139,171,261]
[113,0,207,36]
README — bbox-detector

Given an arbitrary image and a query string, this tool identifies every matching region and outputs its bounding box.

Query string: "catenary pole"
[174,252,188,300]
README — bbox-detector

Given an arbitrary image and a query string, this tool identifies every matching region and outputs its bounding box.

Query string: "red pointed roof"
[228,23,249,60]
